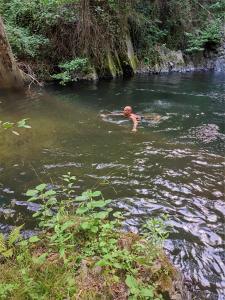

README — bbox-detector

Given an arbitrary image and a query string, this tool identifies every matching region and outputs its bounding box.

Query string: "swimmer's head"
[123,106,133,116]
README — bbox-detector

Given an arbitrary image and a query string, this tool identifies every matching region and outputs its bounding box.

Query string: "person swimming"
[101,106,161,132]
[123,106,141,132]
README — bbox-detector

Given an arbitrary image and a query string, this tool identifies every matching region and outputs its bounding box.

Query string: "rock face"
[136,46,222,74]
[137,46,187,74]
[213,28,225,72]
[137,26,225,74]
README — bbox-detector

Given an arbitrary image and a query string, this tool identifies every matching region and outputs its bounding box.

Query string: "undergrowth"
[1,0,224,80]
[0,173,175,299]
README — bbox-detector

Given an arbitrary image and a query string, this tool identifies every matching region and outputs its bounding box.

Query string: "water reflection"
[0,72,224,299]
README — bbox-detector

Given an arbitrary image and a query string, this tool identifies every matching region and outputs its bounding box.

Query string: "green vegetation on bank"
[0,0,224,82]
[0,173,177,299]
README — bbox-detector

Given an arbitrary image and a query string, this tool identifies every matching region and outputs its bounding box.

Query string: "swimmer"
[101,106,161,132]
[123,106,141,132]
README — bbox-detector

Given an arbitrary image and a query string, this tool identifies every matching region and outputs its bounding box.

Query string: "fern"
[0,233,6,253]
[0,226,23,258]
[8,225,23,247]
[2,249,13,258]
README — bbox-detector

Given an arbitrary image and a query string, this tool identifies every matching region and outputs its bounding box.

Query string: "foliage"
[185,20,222,53]
[209,0,225,19]
[5,24,48,58]
[0,0,223,79]
[126,275,162,300]
[52,58,92,85]
[142,215,169,247]
[0,173,175,299]
[0,225,23,258]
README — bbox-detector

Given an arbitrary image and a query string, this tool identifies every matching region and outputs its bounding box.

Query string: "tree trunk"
[0,16,25,89]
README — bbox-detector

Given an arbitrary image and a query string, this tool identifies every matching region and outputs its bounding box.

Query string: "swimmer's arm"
[130,115,138,132]
[100,112,123,117]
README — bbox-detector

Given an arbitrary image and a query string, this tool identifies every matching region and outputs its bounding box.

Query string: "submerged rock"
[193,124,221,143]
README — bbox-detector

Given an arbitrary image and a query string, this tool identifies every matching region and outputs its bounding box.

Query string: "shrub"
[5,24,48,58]
[52,58,93,85]
[185,20,222,53]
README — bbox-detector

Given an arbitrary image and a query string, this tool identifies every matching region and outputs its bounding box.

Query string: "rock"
[137,46,187,74]
[193,124,221,143]
[136,25,225,74]
[168,271,192,300]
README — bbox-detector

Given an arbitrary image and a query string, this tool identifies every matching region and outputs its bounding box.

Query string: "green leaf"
[46,198,57,205]
[32,253,47,265]
[43,209,53,217]
[80,221,91,230]
[91,226,98,233]
[114,262,122,269]
[28,236,40,243]
[92,191,101,197]
[125,275,139,290]
[93,211,109,219]
[140,287,154,297]
[2,122,14,129]
[32,212,40,217]
[96,259,109,267]
[26,189,38,197]
[0,233,6,252]
[59,248,65,258]
[8,225,23,247]
[89,200,110,208]
[113,211,124,219]
[61,221,74,231]
[76,206,89,215]
[18,240,28,247]
[75,195,88,201]
[44,190,56,197]
[17,119,31,128]
[3,248,13,258]
[35,183,47,191]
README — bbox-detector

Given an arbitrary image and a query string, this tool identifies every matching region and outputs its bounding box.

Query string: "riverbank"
[1,0,224,88]
[0,178,190,300]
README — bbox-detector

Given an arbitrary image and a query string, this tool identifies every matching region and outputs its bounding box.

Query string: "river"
[0,72,224,299]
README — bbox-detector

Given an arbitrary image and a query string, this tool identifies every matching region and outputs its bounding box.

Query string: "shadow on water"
[0,72,225,299]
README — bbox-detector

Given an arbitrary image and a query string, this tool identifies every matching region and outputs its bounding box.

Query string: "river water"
[0,72,224,299]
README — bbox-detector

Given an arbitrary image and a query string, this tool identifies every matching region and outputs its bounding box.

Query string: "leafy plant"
[0,283,18,300]
[125,275,162,300]
[6,24,48,58]
[0,225,23,258]
[52,58,93,85]
[185,20,222,53]
[0,173,173,299]
[26,183,57,228]
[142,214,169,246]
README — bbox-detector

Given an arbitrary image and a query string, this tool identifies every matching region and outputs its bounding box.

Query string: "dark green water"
[0,72,225,299]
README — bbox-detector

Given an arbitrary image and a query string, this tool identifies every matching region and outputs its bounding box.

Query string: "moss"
[106,51,123,78]
[125,33,138,72]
